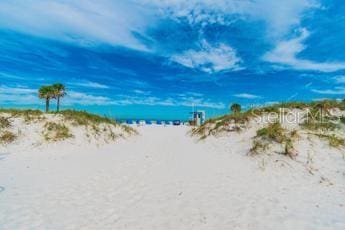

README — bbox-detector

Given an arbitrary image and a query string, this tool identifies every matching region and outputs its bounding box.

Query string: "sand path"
[0,126,344,229]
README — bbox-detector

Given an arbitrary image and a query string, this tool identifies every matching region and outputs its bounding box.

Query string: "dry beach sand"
[0,121,345,230]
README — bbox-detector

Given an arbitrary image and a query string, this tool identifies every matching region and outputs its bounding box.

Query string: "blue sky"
[0,0,345,120]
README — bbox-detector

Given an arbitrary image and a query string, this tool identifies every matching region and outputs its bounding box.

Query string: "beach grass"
[0,116,11,129]
[0,108,138,144]
[256,122,286,143]
[43,122,73,142]
[0,131,17,144]
[0,109,44,123]
[59,110,117,126]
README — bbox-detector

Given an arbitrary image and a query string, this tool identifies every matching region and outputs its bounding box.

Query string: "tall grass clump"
[0,109,44,123]
[0,131,17,144]
[316,134,345,148]
[301,107,338,131]
[340,116,345,124]
[256,122,286,143]
[60,110,117,126]
[59,110,137,136]
[0,116,11,129]
[43,122,73,142]
[191,111,251,139]
[250,122,298,159]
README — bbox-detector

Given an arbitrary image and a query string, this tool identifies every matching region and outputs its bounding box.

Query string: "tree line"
[38,83,66,112]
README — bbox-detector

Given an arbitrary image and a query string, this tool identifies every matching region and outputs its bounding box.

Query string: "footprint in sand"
[0,152,10,160]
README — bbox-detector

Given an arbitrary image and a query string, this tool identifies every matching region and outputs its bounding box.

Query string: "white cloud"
[0,85,225,109]
[69,81,109,89]
[171,41,242,73]
[234,93,262,99]
[65,91,114,105]
[312,87,345,95]
[113,95,225,109]
[334,75,345,84]
[248,0,319,38]
[133,89,151,95]
[0,0,154,50]
[263,28,345,72]
[0,0,319,53]
[0,85,36,94]
[141,0,318,38]
[0,85,38,105]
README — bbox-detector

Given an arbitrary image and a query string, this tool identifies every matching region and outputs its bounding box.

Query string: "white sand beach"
[1,121,344,229]
[2,1,345,229]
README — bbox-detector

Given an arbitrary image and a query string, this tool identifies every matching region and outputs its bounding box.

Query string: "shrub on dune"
[0,116,11,129]
[256,122,285,143]
[43,122,73,142]
[0,109,44,123]
[0,131,17,144]
[60,110,117,126]
[59,110,137,135]
[250,122,298,159]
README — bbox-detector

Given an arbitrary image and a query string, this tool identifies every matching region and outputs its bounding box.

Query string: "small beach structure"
[190,110,205,126]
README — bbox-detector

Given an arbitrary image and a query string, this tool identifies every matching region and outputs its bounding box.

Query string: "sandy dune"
[0,126,344,230]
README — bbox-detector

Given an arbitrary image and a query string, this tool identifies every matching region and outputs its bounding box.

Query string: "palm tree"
[52,83,66,112]
[230,103,241,114]
[38,86,55,112]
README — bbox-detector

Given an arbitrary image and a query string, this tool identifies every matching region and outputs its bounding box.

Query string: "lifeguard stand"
[190,110,205,126]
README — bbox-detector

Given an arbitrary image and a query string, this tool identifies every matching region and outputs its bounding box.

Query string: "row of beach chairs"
[124,120,184,126]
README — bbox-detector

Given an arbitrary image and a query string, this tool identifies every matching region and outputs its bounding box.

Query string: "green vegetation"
[38,85,55,112]
[249,140,269,155]
[0,108,137,136]
[230,103,241,114]
[43,122,73,142]
[0,109,44,123]
[120,123,138,135]
[256,122,286,143]
[316,134,345,148]
[193,99,345,140]
[301,107,338,131]
[52,83,66,112]
[340,116,345,124]
[301,120,338,131]
[60,110,117,126]
[59,110,137,135]
[0,131,17,144]
[38,83,66,112]
[191,112,250,139]
[250,122,298,158]
[0,116,11,129]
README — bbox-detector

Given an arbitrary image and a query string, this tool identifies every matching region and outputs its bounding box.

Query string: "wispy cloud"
[144,0,318,38]
[114,95,225,109]
[234,93,262,99]
[132,89,151,95]
[69,81,109,89]
[334,75,345,84]
[0,85,38,105]
[263,28,345,72]
[0,85,225,109]
[312,87,345,95]
[65,91,114,105]
[0,0,319,59]
[0,0,153,50]
[171,41,242,73]
[0,85,36,94]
